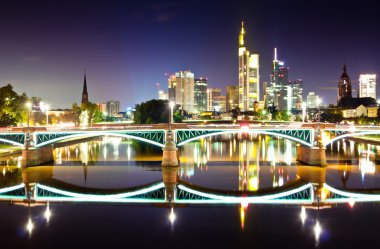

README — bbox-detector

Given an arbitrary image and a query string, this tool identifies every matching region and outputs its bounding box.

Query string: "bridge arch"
[0,138,24,148]
[324,130,380,147]
[176,129,314,147]
[34,130,165,148]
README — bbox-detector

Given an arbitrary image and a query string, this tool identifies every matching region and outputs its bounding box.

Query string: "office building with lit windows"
[238,22,260,111]
[359,74,376,99]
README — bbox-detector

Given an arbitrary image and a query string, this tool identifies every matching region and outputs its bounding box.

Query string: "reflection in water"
[1,135,380,247]
[300,206,306,225]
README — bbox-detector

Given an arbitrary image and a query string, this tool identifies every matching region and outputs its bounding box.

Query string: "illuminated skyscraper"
[267,48,289,110]
[168,71,194,113]
[194,78,208,113]
[226,85,239,111]
[238,22,260,111]
[359,74,376,99]
[337,65,352,103]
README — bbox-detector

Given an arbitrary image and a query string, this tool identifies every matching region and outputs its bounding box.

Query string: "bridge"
[1,123,380,166]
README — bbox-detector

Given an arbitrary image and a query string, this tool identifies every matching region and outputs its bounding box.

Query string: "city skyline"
[0,0,379,109]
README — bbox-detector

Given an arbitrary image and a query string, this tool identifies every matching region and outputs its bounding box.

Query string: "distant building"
[194,78,208,113]
[96,103,107,114]
[158,90,168,100]
[289,79,303,110]
[359,74,376,99]
[216,95,226,112]
[207,88,221,112]
[238,22,260,111]
[81,73,89,104]
[106,100,120,117]
[338,97,378,118]
[226,85,239,112]
[307,92,318,108]
[337,65,352,103]
[168,71,194,113]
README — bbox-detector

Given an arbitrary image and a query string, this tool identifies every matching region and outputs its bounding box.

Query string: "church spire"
[239,21,245,47]
[81,71,89,104]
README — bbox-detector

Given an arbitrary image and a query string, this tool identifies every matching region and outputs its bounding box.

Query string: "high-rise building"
[337,65,352,103]
[267,48,289,110]
[359,74,376,99]
[106,100,120,117]
[194,78,208,113]
[238,22,260,111]
[290,79,303,110]
[306,92,318,108]
[81,73,89,104]
[207,88,222,112]
[226,85,239,112]
[168,71,194,113]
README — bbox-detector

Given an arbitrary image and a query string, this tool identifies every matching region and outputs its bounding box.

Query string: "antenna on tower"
[274,48,277,61]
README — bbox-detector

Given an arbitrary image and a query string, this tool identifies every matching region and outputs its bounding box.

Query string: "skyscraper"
[337,65,352,103]
[359,74,376,99]
[238,22,260,111]
[267,48,289,110]
[81,73,89,104]
[168,71,195,113]
[168,74,176,101]
[226,85,239,111]
[194,78,208,113]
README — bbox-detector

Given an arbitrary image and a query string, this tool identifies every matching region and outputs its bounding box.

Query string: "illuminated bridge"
[2,123,380,166]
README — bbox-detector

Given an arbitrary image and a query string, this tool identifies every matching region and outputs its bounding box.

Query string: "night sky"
[0,0,379,109]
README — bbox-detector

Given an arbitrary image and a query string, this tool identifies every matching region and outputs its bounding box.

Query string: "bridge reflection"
[0,165,380,207]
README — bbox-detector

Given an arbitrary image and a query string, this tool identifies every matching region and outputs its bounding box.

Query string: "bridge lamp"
[169,101,175,124]
[240,125,250,133]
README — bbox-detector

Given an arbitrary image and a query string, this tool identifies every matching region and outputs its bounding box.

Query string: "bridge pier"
[22,146,54,167]
[296,144,327,166]
[162,130,179,167]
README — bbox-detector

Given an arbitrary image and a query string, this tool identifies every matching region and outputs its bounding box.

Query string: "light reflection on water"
[0,135,380,191]
[1,135,380,247]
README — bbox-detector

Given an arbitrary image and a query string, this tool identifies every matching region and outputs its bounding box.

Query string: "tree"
[72,102,103,126]
[0,84,28,126]
[134,99,174,124]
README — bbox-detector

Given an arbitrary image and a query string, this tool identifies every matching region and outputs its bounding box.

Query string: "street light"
[25,102,32,148]
[40,102,49,127]
[302,102,307,123]
[316,97,322,146]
